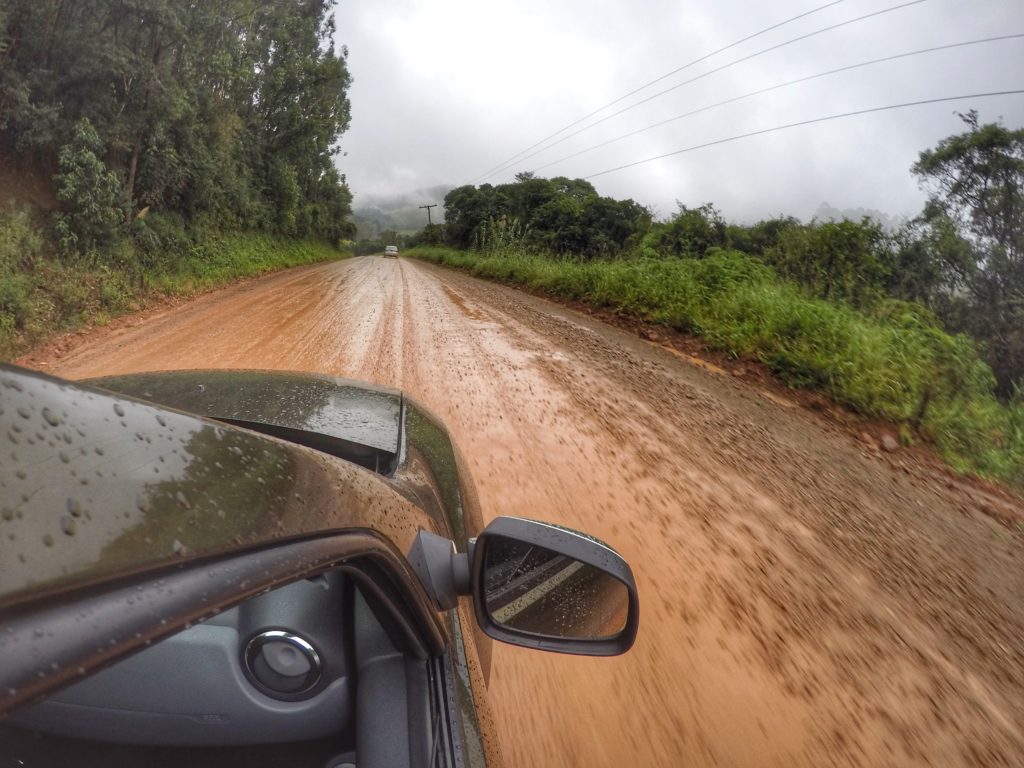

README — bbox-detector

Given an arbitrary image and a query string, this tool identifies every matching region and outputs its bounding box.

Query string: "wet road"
[35,256,1024,766]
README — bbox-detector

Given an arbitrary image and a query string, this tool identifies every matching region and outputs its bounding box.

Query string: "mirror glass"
[482,535,629,640]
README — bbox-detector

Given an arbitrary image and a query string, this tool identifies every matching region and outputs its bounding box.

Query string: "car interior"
[0,568,444,768]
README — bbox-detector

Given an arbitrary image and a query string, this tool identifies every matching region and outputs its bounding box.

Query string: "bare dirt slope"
[23,256,1024,767]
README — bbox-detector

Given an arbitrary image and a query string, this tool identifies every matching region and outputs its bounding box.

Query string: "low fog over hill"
[813,202,907,232]
[353,185,452,238]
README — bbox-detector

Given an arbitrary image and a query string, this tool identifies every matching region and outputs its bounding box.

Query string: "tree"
[53,119,127,254]
[913,112,1024,396]
[762,218,892,308]
[580,196,651,257]
[914,112,1024,265]
[645,203,727,258]
[0,0,354,244]
[724,215,800,255]
[443,176,650,257]
[443,185,504,249]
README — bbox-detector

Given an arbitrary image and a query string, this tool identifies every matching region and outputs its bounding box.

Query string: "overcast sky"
[333,0,1024,223]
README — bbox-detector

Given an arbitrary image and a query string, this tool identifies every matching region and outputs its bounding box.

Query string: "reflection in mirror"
[482,535,629,641]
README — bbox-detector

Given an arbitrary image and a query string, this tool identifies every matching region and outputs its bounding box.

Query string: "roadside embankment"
[0,208,346,362]
[406,245,1024,485]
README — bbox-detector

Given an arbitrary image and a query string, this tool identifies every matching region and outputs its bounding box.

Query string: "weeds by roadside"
[407,245,1024,484]
[0,208,345,360]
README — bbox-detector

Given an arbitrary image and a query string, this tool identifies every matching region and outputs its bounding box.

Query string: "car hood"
[0,366,437,609]
[87,369,403,455]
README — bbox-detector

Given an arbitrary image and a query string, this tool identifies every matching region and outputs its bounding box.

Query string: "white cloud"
[335,0,1024,221]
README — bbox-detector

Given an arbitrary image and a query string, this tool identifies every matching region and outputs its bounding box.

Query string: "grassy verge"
[407,245,1024,484]
[0,209,345,360]
[145,231,343,293]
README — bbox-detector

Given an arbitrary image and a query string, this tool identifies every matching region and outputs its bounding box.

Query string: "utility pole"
[419,204,437,226]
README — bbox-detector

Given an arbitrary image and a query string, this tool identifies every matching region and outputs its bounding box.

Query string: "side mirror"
[471,517,639,656]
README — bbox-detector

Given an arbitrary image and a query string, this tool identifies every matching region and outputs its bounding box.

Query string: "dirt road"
[26,256,1024,766]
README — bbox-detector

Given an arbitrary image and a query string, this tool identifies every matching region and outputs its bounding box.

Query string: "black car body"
[0,365,638,767]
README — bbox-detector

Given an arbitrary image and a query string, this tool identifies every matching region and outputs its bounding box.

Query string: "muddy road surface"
[27,256,1024,766]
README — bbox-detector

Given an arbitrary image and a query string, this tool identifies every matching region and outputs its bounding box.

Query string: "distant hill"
[353,185,452,238]
[813,202,907,232]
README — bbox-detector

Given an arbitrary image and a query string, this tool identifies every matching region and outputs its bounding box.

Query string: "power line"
[476,0,928,184]
[532,34,1024,174]
[581,89,1024,180]
[467,0,848,184]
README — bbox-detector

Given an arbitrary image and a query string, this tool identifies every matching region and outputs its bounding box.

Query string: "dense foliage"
[437,116,1024,399]
[443,173,651,257]
[0,0,355,246]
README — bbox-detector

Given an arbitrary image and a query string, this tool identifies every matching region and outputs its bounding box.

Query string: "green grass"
[147,231,342,293]
[0,209,345,360]
[407,245,1024,484]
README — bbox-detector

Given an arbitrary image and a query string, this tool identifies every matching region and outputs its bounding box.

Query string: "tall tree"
[0,0,354,245]
[913,112,1024,396]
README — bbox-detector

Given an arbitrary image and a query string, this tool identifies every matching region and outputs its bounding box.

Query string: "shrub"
[52,119,128,254]
[762,218,892,308]
[0,207,44,271]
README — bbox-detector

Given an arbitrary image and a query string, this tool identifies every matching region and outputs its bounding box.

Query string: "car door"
[0,527,497,767]
[0,364,496,767]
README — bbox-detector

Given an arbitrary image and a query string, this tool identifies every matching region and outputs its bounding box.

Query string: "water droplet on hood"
[113,403,125,417]
[41,407,60,427]
[60,516,77,536]
[66,498,83,518]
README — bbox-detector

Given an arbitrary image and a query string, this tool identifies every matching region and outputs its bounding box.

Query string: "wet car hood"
[87,370,403,455]
[0,366,435,609]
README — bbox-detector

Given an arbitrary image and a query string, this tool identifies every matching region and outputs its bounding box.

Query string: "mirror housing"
[470,517,639,656]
